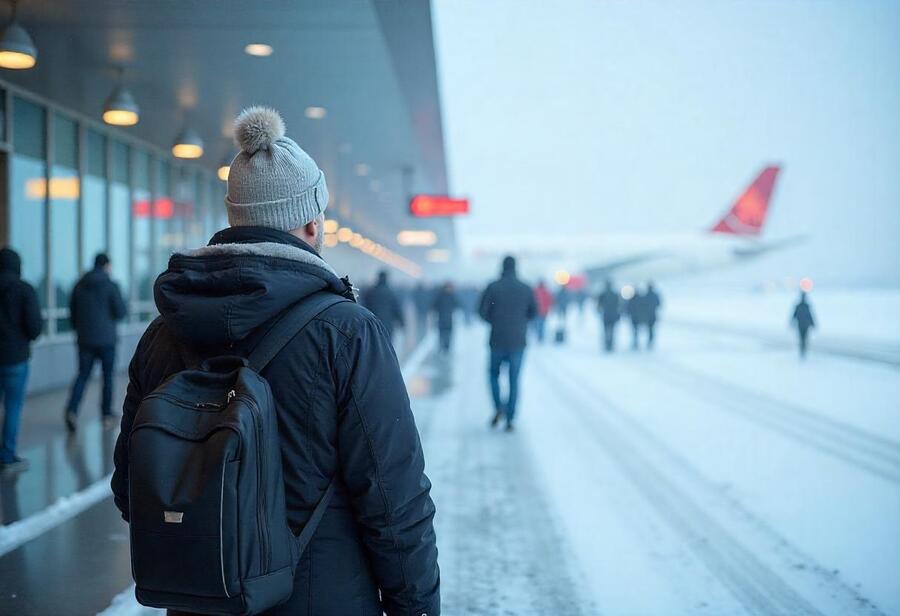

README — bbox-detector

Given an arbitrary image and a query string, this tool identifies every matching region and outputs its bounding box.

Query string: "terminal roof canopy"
[4,0,454,265]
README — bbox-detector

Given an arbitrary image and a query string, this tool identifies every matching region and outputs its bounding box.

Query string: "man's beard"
[313,217,325,253]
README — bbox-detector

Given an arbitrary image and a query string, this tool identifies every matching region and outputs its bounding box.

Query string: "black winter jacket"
[431,289,458,331]
[479,267,537,351]
[111,227,440,616]
[70,267,127,347]
[0,248,42,365]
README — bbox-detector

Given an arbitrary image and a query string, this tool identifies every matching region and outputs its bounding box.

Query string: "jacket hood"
[0,248,21,277]
[154,227,350,349]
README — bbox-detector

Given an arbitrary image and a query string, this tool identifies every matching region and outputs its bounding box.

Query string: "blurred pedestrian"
[479,256,537,432]
[643,282,662,349]
[0,248,42,473]
[626,288,645,350]
[413,282,432,333]
[431,281,459,353]
[361,270,405,342]
[596,280,621,352]
[533,280,554,343]
[65,252,127,431]
[791,291,816,358]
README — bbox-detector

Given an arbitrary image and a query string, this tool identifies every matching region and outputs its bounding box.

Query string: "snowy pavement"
[428,314,897,615]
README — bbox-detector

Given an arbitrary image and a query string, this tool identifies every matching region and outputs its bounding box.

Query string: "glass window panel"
[132,150,152,320]
[53,114,78,169]
[86,129,106,176]
[50,114,79,332]
[111,140,129,184]
[9,155,47,312]
[154,158,172,273]
[13,96,45,159]
[110,181,130,305]
[83,130,107,270]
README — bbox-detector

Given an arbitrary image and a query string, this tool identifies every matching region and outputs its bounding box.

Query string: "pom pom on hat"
[234,106,285,154]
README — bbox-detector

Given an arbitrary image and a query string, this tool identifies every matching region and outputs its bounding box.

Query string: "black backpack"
[127,291,348,615]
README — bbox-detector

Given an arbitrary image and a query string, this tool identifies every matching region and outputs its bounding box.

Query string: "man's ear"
[303,218,318,239]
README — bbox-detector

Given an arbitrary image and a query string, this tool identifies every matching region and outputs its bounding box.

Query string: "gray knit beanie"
[225,106,328,231]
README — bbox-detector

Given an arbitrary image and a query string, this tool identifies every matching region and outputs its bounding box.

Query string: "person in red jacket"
[533,280,554,343]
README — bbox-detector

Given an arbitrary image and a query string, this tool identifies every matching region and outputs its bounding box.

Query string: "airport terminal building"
[0,1,454,391]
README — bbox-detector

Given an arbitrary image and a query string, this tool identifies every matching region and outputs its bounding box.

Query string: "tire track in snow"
[648,357,900,485]
[538,354,884,616]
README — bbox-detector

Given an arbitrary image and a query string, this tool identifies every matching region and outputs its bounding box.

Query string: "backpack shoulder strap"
[248,291,349,373]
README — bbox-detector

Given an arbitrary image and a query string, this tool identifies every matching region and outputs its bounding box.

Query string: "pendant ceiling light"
[0,1,37,70]
[172,127,204,159]
[102,75,140,126]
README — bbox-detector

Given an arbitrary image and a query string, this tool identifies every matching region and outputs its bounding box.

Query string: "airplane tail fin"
[710,165,780,236]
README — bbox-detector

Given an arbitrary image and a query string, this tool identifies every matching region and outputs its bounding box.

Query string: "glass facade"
[2,90,217,340]
[82,128,107,271]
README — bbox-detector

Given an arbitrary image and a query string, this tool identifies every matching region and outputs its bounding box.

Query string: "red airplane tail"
[710,165,780,236]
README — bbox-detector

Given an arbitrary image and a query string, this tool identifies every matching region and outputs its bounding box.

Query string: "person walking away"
[643,282,662,349]
[413,282,432,334]
[111,107,439,615]
[431,281,459,353]
[626,288,645,350]
[533,280,554,343]
[360,270,405,343]
[0,248,42,473]
[479,256,537,432]
[791,291,816,358]
[65,253,127,431]
[596,280,621,352]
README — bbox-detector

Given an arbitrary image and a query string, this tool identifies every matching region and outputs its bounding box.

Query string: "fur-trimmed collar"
[178,242,339,278]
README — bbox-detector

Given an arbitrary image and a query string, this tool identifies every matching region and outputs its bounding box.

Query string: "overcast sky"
[431,0,900,286]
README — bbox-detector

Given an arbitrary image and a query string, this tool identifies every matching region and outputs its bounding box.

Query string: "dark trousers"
[602,319,617,352]
[646,319,656,349]
[67,344,116,416]
[0,361,29,463]
[438,327,452,352]
[798,327,810,358]
[630,320,641,349]
[489,349,525,422]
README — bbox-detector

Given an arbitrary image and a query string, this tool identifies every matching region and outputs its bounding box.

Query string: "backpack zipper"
[231,391,270,573]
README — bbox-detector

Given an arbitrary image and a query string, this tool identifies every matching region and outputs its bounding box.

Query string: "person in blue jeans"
[65,253,127,431]
[479,256,537,432]
[0,248,43,473]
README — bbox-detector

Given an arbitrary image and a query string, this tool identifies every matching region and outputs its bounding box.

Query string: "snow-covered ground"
[413,300,898,615]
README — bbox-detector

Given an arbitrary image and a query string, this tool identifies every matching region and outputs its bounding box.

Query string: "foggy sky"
[432,0,900,286]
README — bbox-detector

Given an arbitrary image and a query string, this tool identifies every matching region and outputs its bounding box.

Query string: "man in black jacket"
[791,291,816,358]
[431,281,459,353]
[596,280,621,353]
[361,270,405,342]
[111,107,439,616]
[65,252,127,431]
[0,248,42,472]
[479,256,537,431]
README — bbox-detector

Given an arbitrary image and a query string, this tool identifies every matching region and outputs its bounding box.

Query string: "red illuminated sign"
[409,195,469,217]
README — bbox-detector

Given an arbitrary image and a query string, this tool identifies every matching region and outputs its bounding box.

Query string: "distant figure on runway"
[533,280,554,343]
[361,270,405,343]
[596,280,621,352]
[431,281,459,353]
[65,253,127,432]
[626,289,645,350]
[643,282,662,349]
[791,291,816,358]
[479,256,537,432]
[0,248,42,473]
